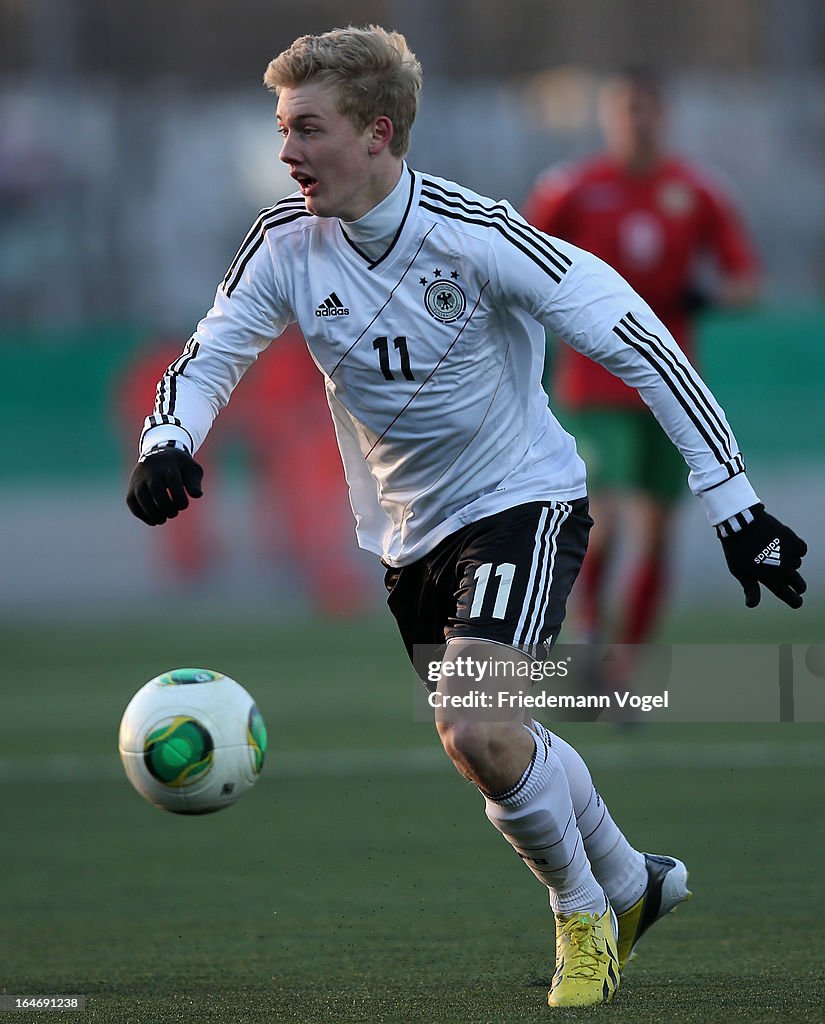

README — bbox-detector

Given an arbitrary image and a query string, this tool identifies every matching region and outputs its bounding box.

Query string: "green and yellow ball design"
[247,704,267,776]
[143,716,214,787]
[157,668,222,686]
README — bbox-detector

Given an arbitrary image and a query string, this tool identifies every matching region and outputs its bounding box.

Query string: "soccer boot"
[547,904,620,1007]
[616,853,692,971]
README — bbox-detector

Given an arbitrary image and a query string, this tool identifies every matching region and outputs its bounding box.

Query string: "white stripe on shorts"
[513,503,570,649]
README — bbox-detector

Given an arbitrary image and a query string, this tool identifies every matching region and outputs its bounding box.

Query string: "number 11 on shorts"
[470,562,516,619]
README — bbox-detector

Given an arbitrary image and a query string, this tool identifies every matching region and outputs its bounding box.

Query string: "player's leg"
[432,501,620,1005]
[528,722,646,909]
[527,719,690,970]
[619,494,673,645]
[434,638,620,1007]
[561,410,638,642]
[576,493,617,639]
[434,637,607,917]
[617,412,685,645]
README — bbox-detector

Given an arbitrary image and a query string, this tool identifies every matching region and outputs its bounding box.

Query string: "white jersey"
[140,166,758,566]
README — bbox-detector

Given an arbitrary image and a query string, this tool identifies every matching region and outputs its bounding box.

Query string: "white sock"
[483,730,606,917]
[529,721,647,915]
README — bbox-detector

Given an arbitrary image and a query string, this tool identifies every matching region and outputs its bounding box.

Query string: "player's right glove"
[126,442,204,526]
[718,503,807,609]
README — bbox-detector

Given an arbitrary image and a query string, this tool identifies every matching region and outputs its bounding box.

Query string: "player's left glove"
[718,503,807,609]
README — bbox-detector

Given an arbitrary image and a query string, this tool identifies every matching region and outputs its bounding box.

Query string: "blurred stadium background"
[1,5,824,1020]
[1,0,823,624]
[1,0,825,622]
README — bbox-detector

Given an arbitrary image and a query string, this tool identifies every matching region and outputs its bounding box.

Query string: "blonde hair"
[263,25,422,157]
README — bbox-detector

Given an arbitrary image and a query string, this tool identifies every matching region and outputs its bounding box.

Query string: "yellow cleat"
[547,904,620,1008]
[617,853,692,971]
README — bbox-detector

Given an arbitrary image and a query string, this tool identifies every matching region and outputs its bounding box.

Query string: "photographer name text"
[428,690,669,712]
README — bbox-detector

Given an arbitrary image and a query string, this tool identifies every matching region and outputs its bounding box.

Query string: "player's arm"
[126,221,295,526]
[488,215,806,608]
[521,166,577,380]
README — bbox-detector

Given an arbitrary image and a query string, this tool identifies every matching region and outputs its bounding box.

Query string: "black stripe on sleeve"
[222,209,270,286]
[223,203,311,298]
[613,320,730,465]
[154,376,166,415]
[421,179,572,277]
[155,339,200,417]
[140,416,194,452]
[701,456,748,491]
[173,338,200,376]
[623,313,736,457]
[420,200,564,284]
[221,197,306,290]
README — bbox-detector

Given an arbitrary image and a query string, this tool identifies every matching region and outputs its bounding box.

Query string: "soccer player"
[125,28,807,1008]
[524,69,760,649]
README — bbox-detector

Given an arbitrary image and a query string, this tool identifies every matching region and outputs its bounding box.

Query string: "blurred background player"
[117,326,369,617]
[523,68,760,648]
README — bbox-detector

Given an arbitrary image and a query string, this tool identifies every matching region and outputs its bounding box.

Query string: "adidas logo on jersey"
[754,537,781,567]
[315,292,350,317]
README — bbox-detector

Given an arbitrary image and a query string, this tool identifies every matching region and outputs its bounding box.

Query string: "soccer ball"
[118,668,267,814]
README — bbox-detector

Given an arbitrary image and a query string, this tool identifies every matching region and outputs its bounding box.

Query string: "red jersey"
[523,154,758,407]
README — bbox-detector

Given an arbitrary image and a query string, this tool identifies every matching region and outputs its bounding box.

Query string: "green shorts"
[561,408,687,504]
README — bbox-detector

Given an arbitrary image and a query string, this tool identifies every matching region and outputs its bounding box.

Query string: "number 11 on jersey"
[373,336,415,381]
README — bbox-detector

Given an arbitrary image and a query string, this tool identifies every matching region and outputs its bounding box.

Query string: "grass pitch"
[2,611,824,1023]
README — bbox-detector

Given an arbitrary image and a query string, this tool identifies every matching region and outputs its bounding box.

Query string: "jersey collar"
[338,164,417,271]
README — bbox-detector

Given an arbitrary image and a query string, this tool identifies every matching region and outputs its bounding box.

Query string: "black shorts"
[384,499,591,686]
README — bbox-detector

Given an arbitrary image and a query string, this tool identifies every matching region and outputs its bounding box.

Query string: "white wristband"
[698,473,761,526]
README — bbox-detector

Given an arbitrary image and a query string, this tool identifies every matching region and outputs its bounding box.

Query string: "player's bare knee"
[436,716,479,764]
[436,717,517,777]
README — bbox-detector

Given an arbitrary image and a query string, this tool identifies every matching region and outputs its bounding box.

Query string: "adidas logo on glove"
[754,538,781,567]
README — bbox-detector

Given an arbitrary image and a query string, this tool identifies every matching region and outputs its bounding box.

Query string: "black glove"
[681,285,714,316]
[126,443,204,526]
[718,503,807,609]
